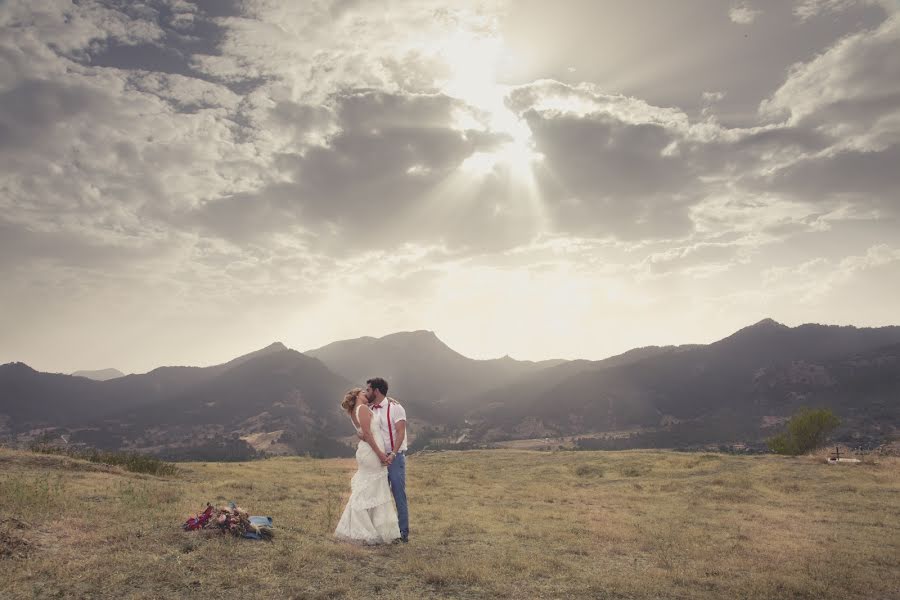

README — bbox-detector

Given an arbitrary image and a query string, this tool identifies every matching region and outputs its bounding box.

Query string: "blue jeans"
[387,452,408,538]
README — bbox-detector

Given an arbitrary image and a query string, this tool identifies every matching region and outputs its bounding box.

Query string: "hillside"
[0,343,353,459]
[305,330,565,420]
[466,320,900,446]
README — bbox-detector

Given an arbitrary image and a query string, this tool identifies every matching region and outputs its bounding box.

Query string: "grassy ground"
[0,447,898,600]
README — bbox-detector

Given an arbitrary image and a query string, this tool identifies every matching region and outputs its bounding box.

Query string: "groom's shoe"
[400,535,409,544]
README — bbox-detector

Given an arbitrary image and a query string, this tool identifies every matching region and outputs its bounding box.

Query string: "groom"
[365,377,409,543]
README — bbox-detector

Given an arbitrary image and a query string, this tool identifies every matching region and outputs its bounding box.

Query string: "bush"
[574,464,604,478]
[768,408,840,455]
[29,444,178,476]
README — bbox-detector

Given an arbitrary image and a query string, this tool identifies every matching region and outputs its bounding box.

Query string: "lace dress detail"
[333,404,401,544]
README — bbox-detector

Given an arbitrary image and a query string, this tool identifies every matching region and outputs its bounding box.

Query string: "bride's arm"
[357,405,388,463]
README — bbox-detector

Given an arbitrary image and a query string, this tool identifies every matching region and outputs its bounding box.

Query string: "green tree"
[768,408,840,455]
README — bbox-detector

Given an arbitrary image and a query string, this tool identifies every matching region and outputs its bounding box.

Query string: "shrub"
[768,408,840,455]
[29,444,178,476]
[574,464,604,478]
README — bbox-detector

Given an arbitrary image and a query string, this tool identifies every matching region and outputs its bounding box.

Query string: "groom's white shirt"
[372,397,408,453]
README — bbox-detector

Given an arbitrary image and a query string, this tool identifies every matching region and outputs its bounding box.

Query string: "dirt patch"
[0,518,33,560]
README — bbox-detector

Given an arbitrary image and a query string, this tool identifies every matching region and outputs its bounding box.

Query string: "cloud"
[730,3,762,24]
[185,89,519,252]
[190,0,507,100]
[760,14,900,151]
[761,243,900,305]
[644,241,747,276]
[503,81,832,241]
[749,15,900,216]
[752,144,900,217]
[502,81,700,239]
[702,91,726,103]
[0,0,165,58]
[792,0,892,20]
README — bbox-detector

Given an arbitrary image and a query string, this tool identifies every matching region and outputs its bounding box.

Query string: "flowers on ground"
[183,503,273,540]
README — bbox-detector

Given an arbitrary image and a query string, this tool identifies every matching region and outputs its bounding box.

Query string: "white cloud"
[730,3,762,24]
[760,15,900,151]
[761,244,900,304]
[792,0,889,20]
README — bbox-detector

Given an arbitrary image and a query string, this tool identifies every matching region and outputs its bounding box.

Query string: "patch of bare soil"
[0,518,33,560]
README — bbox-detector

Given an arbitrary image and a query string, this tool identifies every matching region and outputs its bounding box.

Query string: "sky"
[1,0,899,374]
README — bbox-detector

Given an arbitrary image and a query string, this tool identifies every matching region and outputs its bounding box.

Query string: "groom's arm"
[392,420,406,453]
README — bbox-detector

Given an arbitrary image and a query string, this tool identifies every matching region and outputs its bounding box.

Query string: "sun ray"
[416,29,551,230]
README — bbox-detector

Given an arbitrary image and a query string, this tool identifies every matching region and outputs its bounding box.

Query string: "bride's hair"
[341,388,363,414]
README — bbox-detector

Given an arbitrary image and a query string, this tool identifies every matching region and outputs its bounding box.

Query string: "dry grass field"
[1,446,898,600]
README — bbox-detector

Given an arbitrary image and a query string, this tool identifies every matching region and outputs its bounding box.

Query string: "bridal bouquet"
[183,502,274,540]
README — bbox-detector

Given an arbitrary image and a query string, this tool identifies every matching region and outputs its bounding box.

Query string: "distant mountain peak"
[384,330,438,339]
[724,318,789,339]
[713,318,793,349]
[752,318,787,329]
[72,368,125,381]
[218,340,292,372]
[378,330,455,350]
[1,361,36,374]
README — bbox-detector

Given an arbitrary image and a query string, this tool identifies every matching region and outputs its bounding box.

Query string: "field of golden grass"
[1,446,898,599]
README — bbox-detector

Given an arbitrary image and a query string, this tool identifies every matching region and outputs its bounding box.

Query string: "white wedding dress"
[333,404,401,544]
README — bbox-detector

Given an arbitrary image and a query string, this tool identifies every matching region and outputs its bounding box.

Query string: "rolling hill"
[466,320,900,447]
[0,342,353,458]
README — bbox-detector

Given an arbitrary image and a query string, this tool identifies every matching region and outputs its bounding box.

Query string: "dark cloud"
[758,144,900,214]
[189,90,515,251]
[268,100,334,144]
[0,218,168,271]
[524,109,697,239]
[191,0,244,19]
[0,79,109,150]
[185,183,306,242]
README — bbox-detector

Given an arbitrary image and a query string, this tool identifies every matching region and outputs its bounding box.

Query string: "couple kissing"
[334,377,409,545]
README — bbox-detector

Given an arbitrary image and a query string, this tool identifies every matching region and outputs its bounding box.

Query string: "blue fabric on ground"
[242,516,274,540]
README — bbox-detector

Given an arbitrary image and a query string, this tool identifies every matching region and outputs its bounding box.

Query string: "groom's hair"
[366,377,388,396]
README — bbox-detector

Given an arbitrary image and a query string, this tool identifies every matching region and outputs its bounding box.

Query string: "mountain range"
[1,319,898,458]
[71,368,125,381]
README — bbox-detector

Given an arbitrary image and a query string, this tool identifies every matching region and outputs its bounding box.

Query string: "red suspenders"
[387,400,394,452]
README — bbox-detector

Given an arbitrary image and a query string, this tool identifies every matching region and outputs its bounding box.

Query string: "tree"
[768,408,840,455]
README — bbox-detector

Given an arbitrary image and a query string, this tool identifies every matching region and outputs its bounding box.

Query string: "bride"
[333,388,401,544]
